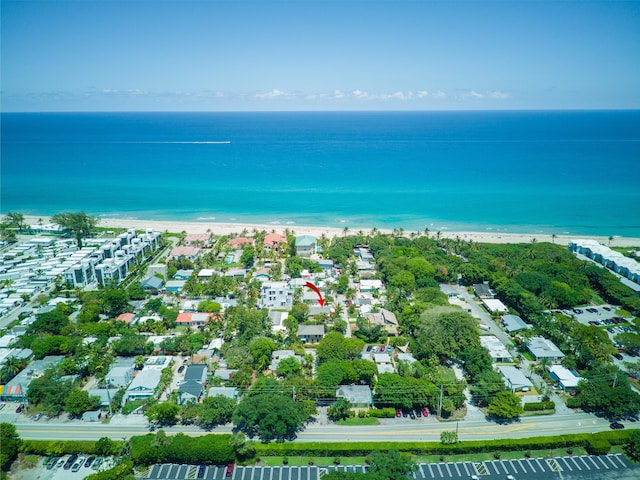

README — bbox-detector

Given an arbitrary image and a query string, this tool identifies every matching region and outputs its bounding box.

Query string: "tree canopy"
[232,392,307,442]
[51,211,98,248]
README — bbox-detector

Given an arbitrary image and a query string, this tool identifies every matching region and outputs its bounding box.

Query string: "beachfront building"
[169,246,201,261]
[184,233,211,247]
[295,235,317,257]
[569,239,640,287]
[264,233,286,251]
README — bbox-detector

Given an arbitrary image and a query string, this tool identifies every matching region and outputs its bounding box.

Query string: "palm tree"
[342,226,349,236]
[551,233,556,244]
[608,236,614,246]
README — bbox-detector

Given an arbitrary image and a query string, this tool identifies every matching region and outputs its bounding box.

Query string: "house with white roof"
[259,281,292,308]
[548,365,581,390]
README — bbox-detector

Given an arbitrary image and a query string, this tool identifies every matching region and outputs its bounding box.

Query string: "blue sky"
[1,0,639,111]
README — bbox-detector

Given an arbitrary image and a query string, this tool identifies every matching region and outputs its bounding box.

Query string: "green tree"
[95,436,116,456]
[232,392,306,442]
[276,356,302,378]
[487,391,523,420]
[248,336,277,372]
[316,332,364,364]
[0,423,22,472]
[146,402,179,426]
[624,429,640,462]
[366,449,416,480]
[51,211,98,248]
[240,247,255,268]
[327,398,352,421]
[65,389,100,417]
[2,212,26,232]
[198,395,236,430]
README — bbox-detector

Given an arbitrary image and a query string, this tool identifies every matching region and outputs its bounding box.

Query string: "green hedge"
[130,433,235,466]
[523,401,555,411]
[21,440,99,456]
[586,438,611,455]
[254,431,633,457]
[367,408,396,418]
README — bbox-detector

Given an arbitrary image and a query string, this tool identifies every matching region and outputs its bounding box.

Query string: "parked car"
[46,457,59,470]
[415,409,422,418]
[395,408,402,417]
[33,412,43,421]
[178,365,185,373]
[92,457,104,470]
[421,407,429,417]
[0,402,5,410]
[409,410,416,420]
[64,455,78,470]
[402,410,408,418]
[71,457,84,472]
[614,353,624,360]
[85,456,95,468]
[225,463,235,477]
[15,405,23,413]
[610,421,625,430]
[197,464,207,478]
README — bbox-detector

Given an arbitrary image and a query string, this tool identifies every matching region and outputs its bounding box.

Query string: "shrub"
[585,438,611,455]
[367,408,396,418]
[523,401,555,411]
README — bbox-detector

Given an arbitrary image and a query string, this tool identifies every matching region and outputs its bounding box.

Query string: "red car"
[396,409,402,417]
[421,407,429,417]
[225,463,234,477]
[15,405,23,413]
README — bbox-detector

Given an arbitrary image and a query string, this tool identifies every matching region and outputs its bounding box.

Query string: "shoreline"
[24,216,640,247]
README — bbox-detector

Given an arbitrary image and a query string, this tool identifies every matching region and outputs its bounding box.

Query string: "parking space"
[142,454,636,480]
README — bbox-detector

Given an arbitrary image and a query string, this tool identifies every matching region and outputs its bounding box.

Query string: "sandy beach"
[24,216,640,247]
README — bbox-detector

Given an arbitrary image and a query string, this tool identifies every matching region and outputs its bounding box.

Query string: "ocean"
[1,110,639,237]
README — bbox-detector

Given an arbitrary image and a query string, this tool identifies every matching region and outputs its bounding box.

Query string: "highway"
[11,411,638,442]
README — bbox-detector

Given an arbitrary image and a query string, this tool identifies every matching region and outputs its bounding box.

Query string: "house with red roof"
[264,233,286,250]
[228,237,254,247]
[117,313,136,324]
[175,312,217,327]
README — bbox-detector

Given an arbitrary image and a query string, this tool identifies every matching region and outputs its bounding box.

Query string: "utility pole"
[438,385,444,417]
[612,373,618,389]
[105,380,113,416]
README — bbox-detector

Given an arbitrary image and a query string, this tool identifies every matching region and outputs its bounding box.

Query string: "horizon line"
[3,108,640,114]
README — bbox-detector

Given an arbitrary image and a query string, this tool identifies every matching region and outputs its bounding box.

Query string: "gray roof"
[297,324,325,336]
[336,385,372,406]
[184,364,207,382]
[497,366,533,390]
[142,276,163,290]
[179,379,204,398]
[208,387,238,399]
[502,314,532,333]
[526,336,565,359]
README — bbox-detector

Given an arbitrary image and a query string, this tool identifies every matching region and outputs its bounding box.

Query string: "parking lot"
[141,453,636,480]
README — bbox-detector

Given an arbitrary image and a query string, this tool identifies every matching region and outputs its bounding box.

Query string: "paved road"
[9,410,638,442]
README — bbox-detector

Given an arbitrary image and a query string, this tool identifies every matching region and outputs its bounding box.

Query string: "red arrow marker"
[304,281,325,307]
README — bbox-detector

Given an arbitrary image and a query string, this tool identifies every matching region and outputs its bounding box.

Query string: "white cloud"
[352,89,369,99]
[432,90,446,99]
[333,89,345,99]
[463,90,511,100]
[254,89,289,99]
[417,90,429,98]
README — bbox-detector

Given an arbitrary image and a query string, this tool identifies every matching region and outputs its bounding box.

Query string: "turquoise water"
[1,111,639,236]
